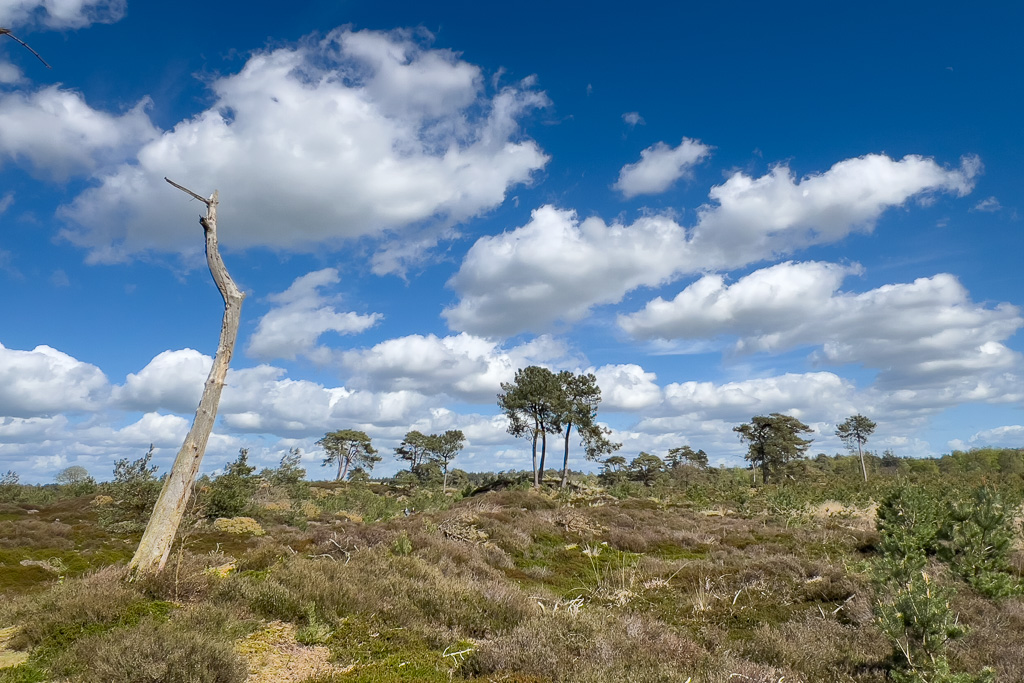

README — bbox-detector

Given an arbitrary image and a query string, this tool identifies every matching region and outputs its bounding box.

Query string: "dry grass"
[0,626,28,670]
[1,483,1020,682]
[0,519,75,549]
[214,517,266,536]
[236,621,349,683]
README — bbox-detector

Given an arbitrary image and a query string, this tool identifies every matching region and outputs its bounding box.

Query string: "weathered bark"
[128,179,244,577]
[858,442,867,482]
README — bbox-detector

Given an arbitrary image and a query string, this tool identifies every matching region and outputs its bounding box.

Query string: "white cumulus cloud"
[0,342,109,417]
[0,60,22,84]
[972,196,1001,212]
[0,415,68,443]
[656,372,857,426]
[620,260,859,341]
[688,153,979,270]
[614,137,711,198]
[0,87,158,180]
[0,0,125,29]
[953,425,1024,449]
[621,111,645,128]
[340,332,573,402]
[247,268,382,363]
[444,206,692,336]
[59,28,549,265]
[622,261,1022,393]
[113,348,212,414]
[220,364,431,435]
[591,363,663,411]
[446,153,977,337]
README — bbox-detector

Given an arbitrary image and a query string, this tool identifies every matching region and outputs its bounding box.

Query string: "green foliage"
[666,445,708,470]
[54,466,96,496]
[396,430,467,491]
[836,414,876,451]
[498,368,620,490]
[874,572,974,682]
[296,604,333,645]
[205,449,258,519]
[836,414,877,480]
[497,365,562,485]
[103,445,161,528]
[395,430,433,476]
[628,452,664,487]
[555,371,619,483]
[0,471,20,503]
[938,486,1019,598]
[430,429,465,492]
[0,661,47,682]
[112,445,160,484]
[734,413,814,484]
[873,484,1007,682]
[318,430,379,481]
[875,485,945,584]
[263,448,310,500]
[391,530,413,556]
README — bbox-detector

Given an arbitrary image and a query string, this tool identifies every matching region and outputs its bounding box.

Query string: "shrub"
[939,487,1019,598]
[205,449,258,519]
[4,567,168,658]
[873,485,1001,682]
[103,446,162,529]
[213,516,265,536]
[875,484,945,584]
[54,466,97,497]
[875,571,970,681]
[391,530,413,556]
[55,618,246,683]
[0,471,21,503]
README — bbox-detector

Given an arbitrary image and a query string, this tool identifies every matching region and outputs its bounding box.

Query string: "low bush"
[5,567,162,654]
[54,618,246,683]
[939,487,1019,598]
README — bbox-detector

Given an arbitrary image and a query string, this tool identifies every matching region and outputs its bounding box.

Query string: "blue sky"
[1,0,1021,483]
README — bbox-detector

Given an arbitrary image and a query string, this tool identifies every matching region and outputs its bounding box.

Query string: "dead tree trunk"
[128,179,245,578]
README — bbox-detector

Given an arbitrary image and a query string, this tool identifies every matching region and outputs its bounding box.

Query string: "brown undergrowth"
[0,485,1020,682]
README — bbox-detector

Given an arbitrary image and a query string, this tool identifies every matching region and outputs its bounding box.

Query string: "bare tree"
[128,179,245,577]
[0,28,52,69]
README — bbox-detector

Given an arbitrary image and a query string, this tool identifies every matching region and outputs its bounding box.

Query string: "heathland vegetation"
[0,441,1022,682]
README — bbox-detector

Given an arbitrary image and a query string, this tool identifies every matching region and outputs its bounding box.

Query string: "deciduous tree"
[55,465,92,486]
[836,414,876,482]
[55,465,96,495]
[734,413,813,484]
